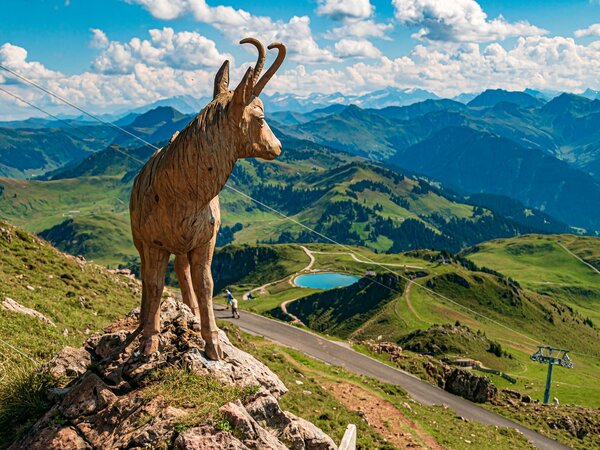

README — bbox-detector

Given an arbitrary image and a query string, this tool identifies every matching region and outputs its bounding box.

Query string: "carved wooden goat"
[130,38,286,359]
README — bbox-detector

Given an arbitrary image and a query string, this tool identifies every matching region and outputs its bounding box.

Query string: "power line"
[0,336,38,364]
[4,64,595,355]
[0,63,161,152]
[225,182,542,346]
[0,85,151,168]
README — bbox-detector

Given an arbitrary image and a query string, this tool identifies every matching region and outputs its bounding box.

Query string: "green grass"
[0,360,55,447]
[142,365,258,431]
[229,244,600,410]
[224,324,534,450]
[0,220,139,361]
[39,213,136,266]
[464,234,600,324]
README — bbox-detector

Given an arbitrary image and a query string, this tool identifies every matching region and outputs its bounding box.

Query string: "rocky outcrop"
[11,299,336,450]
[368,340,498,403]
[444,368,497,403]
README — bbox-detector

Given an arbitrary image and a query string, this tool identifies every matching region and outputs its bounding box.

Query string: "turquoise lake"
[294,273,360,290]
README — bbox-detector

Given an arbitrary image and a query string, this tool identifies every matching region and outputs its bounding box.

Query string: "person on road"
[226,288,233,309]
[231,297,240,319]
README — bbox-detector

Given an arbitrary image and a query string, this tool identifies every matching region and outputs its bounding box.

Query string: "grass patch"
[141,365,258,430]
[0,359,54,448]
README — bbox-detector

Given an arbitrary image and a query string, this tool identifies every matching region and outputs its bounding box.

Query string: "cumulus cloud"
[0,41,222,120]
[575,23,600,38]
[334,39,382,59]
[126,0,336,63]
[90,29,109,49]
[316,0,373,22]
[0,43,60,82]
[345,36,600,96]
[392,0,546,42]
[326,20,393,40]
[90,28,231,74]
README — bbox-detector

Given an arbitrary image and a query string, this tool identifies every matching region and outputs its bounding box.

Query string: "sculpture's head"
[213,38,286,161]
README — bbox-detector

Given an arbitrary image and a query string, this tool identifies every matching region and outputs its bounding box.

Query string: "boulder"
[2,297,55,326]
[14,426,91,450]
[220,400,287,449]
[246,391,337,449]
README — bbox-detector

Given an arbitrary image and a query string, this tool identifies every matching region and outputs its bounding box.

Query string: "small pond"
[294,273,360,290]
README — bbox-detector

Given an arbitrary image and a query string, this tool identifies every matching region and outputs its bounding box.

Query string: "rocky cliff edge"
[11,299,337,450]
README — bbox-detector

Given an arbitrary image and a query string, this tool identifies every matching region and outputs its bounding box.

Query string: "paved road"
[215,307,569,450]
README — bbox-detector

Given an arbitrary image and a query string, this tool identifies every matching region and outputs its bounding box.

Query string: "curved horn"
[254,42,286,96]
[239,37,266,86]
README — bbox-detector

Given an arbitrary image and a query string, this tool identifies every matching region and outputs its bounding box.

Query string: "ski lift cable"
[3,64,598,359]
[0,84,152,168]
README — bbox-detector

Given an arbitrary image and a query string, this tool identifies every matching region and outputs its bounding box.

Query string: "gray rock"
[2,297,55,326]
[246,392,337,450]
[12,299,335,450]
[221,400,288,449]
[175,426,250,449]
[44,346,91,380]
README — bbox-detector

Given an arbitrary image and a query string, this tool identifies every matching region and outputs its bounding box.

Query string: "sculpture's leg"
[189,237,223,360]
[139,244,170,355]
[174,254,200,318]
[136,241,148,330]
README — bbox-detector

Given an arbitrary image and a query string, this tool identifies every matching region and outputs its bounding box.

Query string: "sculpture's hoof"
[140,335,160,356]
[204,339,223,360]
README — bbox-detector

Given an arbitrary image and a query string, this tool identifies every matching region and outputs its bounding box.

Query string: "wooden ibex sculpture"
[130,38,286,359]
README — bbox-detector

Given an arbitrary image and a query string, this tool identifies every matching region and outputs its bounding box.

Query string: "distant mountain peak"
[129,106,184,128]
[468,89,543,108]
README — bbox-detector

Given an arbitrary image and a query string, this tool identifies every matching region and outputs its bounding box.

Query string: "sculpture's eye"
[257,116,265,125]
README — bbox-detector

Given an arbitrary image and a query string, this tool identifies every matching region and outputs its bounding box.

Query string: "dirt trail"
[326,382,445,450]
[308,248,424,269]
[280,298,304,325]
[557,242,600,275]
[404,280,423,322]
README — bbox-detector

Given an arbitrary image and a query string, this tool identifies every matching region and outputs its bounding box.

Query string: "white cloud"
[90,28,232,74]
[316,0,373,22]
[0,43,60,82]
[124,0,189,20]
[345,36,600,96]
[392,0,546,42]
[90,29,109,49]
[326,20,393,40]
[3,28,600,120]
[575,23,600,38]
[334,38,382,59]
[126,0,336,63]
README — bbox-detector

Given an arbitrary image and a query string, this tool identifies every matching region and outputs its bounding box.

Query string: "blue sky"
[1,0,600,119]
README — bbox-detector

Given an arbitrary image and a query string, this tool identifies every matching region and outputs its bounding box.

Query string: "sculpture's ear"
[213,60,230,99]
[232,66,254,110]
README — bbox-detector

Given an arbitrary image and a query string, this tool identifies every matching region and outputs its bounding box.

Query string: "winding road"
[216,307,569,450]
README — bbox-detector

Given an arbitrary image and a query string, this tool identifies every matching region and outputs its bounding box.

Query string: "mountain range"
[1,87,600,240]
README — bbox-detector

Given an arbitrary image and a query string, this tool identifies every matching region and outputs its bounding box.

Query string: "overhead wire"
[4,64,599,359]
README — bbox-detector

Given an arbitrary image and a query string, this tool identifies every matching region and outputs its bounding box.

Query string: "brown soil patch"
[326,382,445,450]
